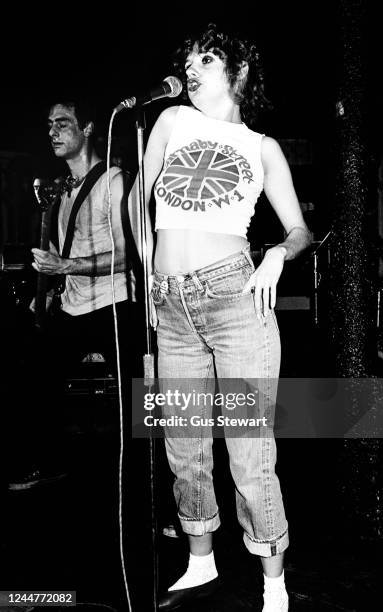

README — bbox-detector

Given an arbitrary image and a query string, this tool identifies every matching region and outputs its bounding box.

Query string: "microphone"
[114,76,182,112]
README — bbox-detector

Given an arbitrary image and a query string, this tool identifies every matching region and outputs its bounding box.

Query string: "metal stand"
[135,108,158,612]
[311,231,332,326]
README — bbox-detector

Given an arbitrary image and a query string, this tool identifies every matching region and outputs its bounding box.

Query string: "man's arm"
[32,172,126,276]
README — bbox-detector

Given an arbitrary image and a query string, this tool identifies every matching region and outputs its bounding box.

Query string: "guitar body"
[32,164,107,328]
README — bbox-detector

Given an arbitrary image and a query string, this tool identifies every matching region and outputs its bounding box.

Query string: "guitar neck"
[39,209,51,251]
[35,208,52,329]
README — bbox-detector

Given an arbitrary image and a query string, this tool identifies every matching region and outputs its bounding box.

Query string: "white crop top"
[154,105,265,238]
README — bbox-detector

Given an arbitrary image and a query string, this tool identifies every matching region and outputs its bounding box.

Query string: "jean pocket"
[151,281,168,307]
[205,266,252,299]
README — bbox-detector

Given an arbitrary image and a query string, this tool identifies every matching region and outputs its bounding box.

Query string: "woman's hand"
[242,246,286,320]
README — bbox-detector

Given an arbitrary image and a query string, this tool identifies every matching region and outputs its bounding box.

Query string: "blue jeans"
[152,247,289,557]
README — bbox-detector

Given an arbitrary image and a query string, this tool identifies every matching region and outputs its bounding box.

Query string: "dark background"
[0,0,379,249]
[1,2,338,144]
[0,1,342,246]
[0,3,382,610]
[0,0,379,251]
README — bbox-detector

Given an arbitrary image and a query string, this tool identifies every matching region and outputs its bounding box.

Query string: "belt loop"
[243,247,254,269]
[191,272,204,291]
[160,276,169,294]
[154,270,169,281]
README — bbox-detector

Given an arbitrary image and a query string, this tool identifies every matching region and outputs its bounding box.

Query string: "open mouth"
[187,79,200,92]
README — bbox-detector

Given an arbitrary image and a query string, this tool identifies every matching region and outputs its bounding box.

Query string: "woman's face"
[184,43,232,108]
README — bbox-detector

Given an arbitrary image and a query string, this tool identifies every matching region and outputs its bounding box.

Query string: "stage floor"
[1,310,382,611]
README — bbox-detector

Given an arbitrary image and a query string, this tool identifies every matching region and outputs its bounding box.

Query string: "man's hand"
[242,246,286,320]
[31,242,70,275]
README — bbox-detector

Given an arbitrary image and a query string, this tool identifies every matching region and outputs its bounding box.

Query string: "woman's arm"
[262,136,312,259]
[243,136,312,318]
[127,105,179,272]
[127,106,178,329]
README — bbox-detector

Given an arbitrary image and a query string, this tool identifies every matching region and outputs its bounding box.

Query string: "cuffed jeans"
[152,247,289,557]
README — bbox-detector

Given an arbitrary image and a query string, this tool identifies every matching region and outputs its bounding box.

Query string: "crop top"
[154,105,265,238]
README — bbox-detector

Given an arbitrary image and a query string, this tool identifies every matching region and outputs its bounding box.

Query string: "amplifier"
[259,240,331,314]
[276,296,310,310]
[64,376,118,397]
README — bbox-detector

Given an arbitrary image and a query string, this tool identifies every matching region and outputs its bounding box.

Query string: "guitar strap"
[51,161,108,295]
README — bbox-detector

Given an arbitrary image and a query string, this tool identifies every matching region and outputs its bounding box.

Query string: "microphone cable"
[106,108,133,612]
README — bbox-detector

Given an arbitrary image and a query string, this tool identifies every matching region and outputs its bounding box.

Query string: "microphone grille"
[164,76,183,98]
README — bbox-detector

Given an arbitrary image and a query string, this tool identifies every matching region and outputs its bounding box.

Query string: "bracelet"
[267,245,287,260]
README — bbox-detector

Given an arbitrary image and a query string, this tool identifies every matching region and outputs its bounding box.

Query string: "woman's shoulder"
[260,136,291,175]
[158,105,181,121]
[152,105,181,136]
[153,105,196,143]
[157,104,193,124]
[260,136,284,161]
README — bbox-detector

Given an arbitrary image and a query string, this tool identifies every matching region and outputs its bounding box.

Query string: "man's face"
[48,104,87,159]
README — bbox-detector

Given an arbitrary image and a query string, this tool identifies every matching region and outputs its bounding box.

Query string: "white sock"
[168,551,218,591]
[264,570,286,591]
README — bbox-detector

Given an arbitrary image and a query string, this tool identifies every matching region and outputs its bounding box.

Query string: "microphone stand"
[135,107,158,612]
[311,230,332,327]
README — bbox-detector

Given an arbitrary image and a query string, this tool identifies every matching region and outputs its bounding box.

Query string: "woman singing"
[139,23,311,612]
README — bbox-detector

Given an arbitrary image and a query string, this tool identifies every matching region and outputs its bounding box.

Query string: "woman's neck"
[193,101,242,124]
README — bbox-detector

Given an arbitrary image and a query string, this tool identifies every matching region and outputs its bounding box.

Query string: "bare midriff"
[155,229,248,274]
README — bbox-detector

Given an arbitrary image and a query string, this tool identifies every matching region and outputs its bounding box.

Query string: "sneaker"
[82,352,105,363]
[262,587,289,612]
[8,467,67,491]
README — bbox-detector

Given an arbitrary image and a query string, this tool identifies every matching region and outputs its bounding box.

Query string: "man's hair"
[48,97,97,132]
[172,23,272,128]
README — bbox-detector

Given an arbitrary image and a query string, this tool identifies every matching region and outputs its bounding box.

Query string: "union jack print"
[162,149,240,200]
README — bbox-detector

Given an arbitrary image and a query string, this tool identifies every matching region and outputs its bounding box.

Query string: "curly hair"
[172,23,272,128]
